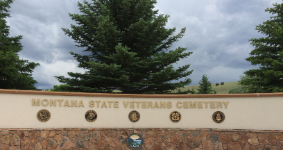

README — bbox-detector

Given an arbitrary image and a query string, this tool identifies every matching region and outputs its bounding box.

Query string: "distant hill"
[180,82,239,94]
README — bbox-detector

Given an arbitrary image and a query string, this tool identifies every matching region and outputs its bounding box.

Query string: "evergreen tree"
[190,88,196,94]
[241,2,283,93]
[56,0,193,94]
[49,84,75,92]
[0,0,39,90]
[197,75,215,94]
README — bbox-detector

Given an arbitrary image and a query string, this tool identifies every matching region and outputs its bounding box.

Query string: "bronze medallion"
[128,110,140,122]
[170,111,181,123]
[85,110,97,122]
[212,111,225,123]
[37,109,51,122]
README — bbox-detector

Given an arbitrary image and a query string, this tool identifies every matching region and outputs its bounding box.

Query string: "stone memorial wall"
[0,89,283,149]
[1,128,283,150]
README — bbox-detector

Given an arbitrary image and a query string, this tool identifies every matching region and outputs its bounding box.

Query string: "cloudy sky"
[6,0,282,90]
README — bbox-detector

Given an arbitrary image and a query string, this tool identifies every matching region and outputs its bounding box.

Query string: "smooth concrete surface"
[0,90,282,130]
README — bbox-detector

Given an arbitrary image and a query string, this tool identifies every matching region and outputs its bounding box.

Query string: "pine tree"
[56,0,193,94]
[241,2,283,93]
[0,0,39,90]
[197,75,215,94]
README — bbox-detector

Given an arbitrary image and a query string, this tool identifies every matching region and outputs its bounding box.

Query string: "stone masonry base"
[0,128,282,150]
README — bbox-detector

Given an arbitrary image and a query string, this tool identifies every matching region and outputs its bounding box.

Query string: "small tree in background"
[197,75,216,94]
[190,88,196,94]
[0,0,39,90]
[49,84,77,92]
[242,2,283,93]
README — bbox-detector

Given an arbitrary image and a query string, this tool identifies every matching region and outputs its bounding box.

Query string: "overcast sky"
[6,0,282,90]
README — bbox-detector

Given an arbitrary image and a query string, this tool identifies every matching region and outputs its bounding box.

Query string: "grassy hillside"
[180,81,239,94]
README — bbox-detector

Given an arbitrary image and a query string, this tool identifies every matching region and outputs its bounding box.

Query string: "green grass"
[179,81,240,94]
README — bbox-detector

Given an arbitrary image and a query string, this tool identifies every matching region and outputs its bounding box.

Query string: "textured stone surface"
[1,134,11,145]
[228,142,242,150]
[62,137,76,149]
[232,132,240,141]
[237,133,249,147]
[1,129,283,149]
[203,140,214,150]
[276,133,283,141]
[34,142,42,150]
[40,131,49,139]
[248,137,259,145]
[242,142,250,150]
[41,139,48,149]
[265,145,280,150]
[21,137,31,150]
[270,133,277,146]
[49,131,56,138]
[11,134,20,146]
[258,133,268,145]
[247,133,257,138]
[215,143,223,150]
[29,133,38,145]
[48,137,57,148]
[219,132,231,143]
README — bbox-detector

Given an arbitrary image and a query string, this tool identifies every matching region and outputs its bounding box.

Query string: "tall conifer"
[56,0,193,94]
[0,0,39,90]
[241,2,283,93]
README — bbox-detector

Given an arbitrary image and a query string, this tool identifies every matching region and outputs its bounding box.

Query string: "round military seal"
[170,111,181,123]
[127,133,143,149]
[37,109,51,122]
[212,111,225,123]
[85,110,97,122]
[128,110,140,122]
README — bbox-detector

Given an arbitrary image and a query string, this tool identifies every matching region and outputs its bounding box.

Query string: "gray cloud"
[161,0,282,85]
[5,0,283,89]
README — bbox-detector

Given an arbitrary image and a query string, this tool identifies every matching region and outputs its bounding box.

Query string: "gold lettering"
[32,98,40,106]
[142,102,147,108]
[71,100,77,107]
[198,102,203,109]
[167,101,172,109]
[78,100,84,107]
[107,101,113,108]
[50,99,56,107]
[89,100,95,108]
[154,101,159,108]
[58,99,64,107]
[42,99,49,106]
[130,102,134,108]
[148,101,153,108]
[216,102,222,109]
[210,101,216,109]
[160,101,166,109]
[96,101,101,108]
[183,101,188,109]
[64,100,70,107]
[176,101,182,109]
[189,101,196,108]
[114,101,119,108]
[204,101,209,108]
[123,101,129,108]
[101,101,107,108]
[135,101,141,108]
[223,101,229,109]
